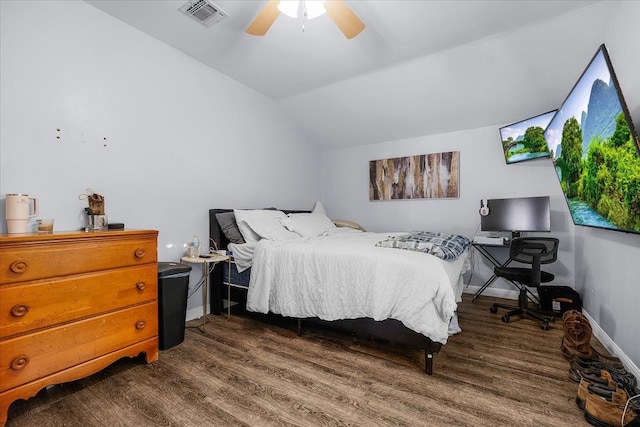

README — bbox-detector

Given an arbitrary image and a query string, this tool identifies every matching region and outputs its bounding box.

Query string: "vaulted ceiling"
[85,0,607,149]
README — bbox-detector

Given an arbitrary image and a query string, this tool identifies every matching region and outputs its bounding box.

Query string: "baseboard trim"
[462,287,639,383]
[463,285,519,301]
[582,309,640,383]
[186,305,207,322]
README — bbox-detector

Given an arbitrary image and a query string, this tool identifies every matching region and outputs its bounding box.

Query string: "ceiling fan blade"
[325,0,365,39]
[246,0,281,36]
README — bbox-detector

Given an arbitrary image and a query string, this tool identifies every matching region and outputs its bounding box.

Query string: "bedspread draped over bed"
[375,231,471,261]
[247,231,470,345]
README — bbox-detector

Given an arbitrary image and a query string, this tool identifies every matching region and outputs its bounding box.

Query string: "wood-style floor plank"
[6,295,600,426]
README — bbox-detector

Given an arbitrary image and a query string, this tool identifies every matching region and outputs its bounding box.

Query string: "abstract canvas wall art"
[369,151,459,201]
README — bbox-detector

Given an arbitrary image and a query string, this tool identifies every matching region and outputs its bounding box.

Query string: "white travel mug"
[5,194,38,233]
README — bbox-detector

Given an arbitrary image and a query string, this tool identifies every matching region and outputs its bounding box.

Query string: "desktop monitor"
[480,196,551,238]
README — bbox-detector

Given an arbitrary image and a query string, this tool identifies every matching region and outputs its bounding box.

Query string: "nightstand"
[180,254,230,332]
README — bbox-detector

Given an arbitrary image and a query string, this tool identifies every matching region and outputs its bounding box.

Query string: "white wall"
[321,124,574,292]
[321,1,640,370]
[0,1,321,317]
[2,0,637,371]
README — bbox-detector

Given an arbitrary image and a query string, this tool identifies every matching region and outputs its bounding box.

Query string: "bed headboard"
[209,208,311,251]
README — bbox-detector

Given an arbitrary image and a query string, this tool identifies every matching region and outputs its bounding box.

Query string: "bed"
[208,208,471,374]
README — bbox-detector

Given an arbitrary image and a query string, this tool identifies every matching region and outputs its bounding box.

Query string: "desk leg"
[472,245,541,304]
[472,244,513,302]
[473,273,500,302]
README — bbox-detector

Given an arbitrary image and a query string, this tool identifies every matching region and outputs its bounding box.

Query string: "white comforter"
[246,231,470,345]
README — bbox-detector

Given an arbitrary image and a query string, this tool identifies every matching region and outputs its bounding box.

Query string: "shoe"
[570,359,635,387]
[563,309,581,321]
[564,343,625,368]
[574,369,640,411]
[570,364,639,405]
[562,336,593,360]
[576,370,617,410]
[562,317,592,345]
[590,346,625,368]
[561,312,623,368]
[562,315,593,360]
[571,359,631,377]
[584,386,640,427]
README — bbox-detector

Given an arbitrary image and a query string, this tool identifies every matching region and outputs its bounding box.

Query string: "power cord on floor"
[622,393,640,426]
[187,262,215,299]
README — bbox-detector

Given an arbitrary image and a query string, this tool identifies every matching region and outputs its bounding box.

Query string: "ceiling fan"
[246,0,366,39]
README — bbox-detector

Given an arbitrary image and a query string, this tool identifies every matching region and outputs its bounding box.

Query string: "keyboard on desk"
[473,235,507,246]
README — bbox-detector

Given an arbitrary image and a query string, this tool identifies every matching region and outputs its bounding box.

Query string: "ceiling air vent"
[179,0,229,28]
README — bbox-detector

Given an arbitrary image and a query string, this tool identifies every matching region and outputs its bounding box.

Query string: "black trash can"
[538,285,582,316]
[158,262,192,350]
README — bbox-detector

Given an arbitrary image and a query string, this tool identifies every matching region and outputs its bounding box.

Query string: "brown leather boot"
[576,370,617,410]
[561,312,623,368]
[562,316,593,360]
[589,346,625,369]
[584,386,640,427]
[563,309,583,322]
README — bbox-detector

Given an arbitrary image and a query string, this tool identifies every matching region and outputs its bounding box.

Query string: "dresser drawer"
[0,302,158,392]
[0,264,158,339]
[0,236,157,284]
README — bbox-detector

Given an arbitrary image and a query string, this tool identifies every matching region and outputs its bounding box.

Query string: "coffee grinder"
[80,190,108,230]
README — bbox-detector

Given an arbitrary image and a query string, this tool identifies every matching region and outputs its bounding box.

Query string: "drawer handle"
[10,304,30,317]
[136,281,146,291]
[136,320,147,330]
[135,248,146,259]
[10,260,28,274]
[10,355,30,370]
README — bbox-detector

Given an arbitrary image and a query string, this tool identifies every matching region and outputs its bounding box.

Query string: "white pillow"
[283,212,336,238]
[233,209,298,241]
[312,200,327,216]
[233,210,261,243]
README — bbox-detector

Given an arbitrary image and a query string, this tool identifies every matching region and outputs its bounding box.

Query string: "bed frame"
[208,209,443,375]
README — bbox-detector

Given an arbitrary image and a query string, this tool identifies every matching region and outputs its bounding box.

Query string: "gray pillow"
[215,212,245,244]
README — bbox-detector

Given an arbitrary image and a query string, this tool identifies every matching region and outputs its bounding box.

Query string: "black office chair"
[489,237,559,330]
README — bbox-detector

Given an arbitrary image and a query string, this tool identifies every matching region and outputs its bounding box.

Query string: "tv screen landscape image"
[544,44,640,235]
[499,110,556,164]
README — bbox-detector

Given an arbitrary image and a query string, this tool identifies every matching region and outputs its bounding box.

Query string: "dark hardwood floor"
[6,295,599,426]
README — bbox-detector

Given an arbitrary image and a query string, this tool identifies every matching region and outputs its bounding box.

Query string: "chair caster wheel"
[489,305,497,314]
[502,314,509,323]
[540,323,549,331]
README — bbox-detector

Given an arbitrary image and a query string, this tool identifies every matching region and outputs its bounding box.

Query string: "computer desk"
[471,242,540,304]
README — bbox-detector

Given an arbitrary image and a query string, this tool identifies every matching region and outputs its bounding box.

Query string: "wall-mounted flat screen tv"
[499,110,556,164]
[544,44,640,235]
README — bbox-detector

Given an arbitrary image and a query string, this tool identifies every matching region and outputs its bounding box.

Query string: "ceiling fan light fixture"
[304,1,327,20]
[277,1,327,20]
[277,0,299,18]
[247,0,363,38]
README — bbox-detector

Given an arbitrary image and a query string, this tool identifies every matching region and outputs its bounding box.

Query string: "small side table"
[181,253,230,333]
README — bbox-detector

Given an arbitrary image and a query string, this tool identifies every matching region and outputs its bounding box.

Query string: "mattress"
[246,231,470,344]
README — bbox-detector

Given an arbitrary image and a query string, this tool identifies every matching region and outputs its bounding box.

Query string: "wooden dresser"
[0,229,159,426]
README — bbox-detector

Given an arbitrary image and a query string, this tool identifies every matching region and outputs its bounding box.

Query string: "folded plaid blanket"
[375,231,471,261]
